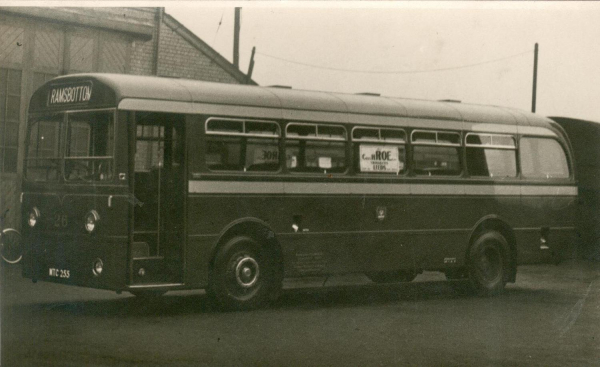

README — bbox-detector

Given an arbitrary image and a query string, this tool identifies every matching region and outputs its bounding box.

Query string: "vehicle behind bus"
[21,74,578,310]
[551,116,600,260]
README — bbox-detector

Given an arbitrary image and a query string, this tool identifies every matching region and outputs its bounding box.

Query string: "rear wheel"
[209,236,278,310]
[466,230,508,296]
[1,228,23,264]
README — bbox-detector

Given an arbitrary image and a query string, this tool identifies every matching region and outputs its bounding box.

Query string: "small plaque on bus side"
[376,206,387,221]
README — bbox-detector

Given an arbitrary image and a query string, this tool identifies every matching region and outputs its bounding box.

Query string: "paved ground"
[1,260,599,366]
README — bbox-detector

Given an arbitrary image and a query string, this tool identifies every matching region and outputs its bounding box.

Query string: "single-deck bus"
[22,74,577,309]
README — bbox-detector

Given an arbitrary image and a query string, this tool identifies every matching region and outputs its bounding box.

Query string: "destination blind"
[48,82,93,106]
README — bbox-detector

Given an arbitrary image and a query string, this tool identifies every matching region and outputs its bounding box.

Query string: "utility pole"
[531,43,538,113]
[233,8,241,69]
[246,46,256,84]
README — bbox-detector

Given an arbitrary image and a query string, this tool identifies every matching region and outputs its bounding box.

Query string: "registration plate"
[49,268,70,279]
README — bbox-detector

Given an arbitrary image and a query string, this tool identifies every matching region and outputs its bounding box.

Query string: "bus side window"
[411,130,462,176]
[520,137,569,179]
[353,127,407,175]
[205,137,243,171]
[285,123,347,174]
[466,133,517,178]
[305,141,346,172]
[205,118,280,172]
[285,140,347,173]
[245,138,280,172]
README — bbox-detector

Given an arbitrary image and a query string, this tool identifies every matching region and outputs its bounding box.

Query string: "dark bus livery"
[22,74,577,309]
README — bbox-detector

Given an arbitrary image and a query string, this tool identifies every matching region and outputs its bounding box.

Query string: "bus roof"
[31,73,552,129]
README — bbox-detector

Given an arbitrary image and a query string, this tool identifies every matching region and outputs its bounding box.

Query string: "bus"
[22,74,577,310]
[550,117,600,260]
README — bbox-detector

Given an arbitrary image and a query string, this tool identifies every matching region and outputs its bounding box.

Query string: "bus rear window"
[520,137,569,179]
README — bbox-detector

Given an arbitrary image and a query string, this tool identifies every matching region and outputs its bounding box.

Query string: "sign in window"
[359,145,405,174]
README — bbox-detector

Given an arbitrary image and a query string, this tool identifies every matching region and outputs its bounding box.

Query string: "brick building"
[0,7,253,228]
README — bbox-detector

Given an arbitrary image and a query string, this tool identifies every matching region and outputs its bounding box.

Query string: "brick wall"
[157,22,239,84]
[131,37,155,75]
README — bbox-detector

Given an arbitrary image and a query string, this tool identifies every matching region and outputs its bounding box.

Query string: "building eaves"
[0,7,154,40]
[162,12,257,86]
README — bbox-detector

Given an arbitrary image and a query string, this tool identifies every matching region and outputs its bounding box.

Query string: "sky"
[165,2,600,122]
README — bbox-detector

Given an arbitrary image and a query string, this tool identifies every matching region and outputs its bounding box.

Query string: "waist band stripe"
[188,181,577,196]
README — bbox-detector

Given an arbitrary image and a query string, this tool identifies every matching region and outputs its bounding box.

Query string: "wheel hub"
[479,248,501,281]
[235,256,259,288]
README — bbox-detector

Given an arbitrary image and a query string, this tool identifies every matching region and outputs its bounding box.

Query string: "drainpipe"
[152,7,164,76]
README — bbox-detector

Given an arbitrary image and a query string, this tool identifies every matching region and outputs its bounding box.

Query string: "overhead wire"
[256,49,533,75]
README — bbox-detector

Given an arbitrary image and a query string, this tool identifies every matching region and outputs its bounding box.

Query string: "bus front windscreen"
[25,110,115,182]
[64,111,114,182]
[26,113,63,182]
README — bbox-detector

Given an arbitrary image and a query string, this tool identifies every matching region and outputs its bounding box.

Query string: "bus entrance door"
[131,115,185,285]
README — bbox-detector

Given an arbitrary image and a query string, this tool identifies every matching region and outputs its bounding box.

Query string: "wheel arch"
[209,217,284,280]
[468,215,517,283]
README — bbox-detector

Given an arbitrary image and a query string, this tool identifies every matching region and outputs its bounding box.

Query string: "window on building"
[411,130,462,176]
[33,72,57,92]
[205,118,280,172]
[285,123,347,174]
[466,133,517,178]
[0,68,22,173]
[520,137,570,179]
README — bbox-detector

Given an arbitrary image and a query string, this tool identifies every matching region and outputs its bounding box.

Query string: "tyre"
[209,235,278,310]
[367,270,417,284]
[466,230,509,296]
[1,228,23,264]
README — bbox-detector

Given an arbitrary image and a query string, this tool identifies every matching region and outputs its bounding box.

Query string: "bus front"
[22,77,130,291]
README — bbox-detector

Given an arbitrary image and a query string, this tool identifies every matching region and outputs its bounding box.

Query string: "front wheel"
[208,236,278,310]
[467,231,509,296]
[1,228,23,264]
